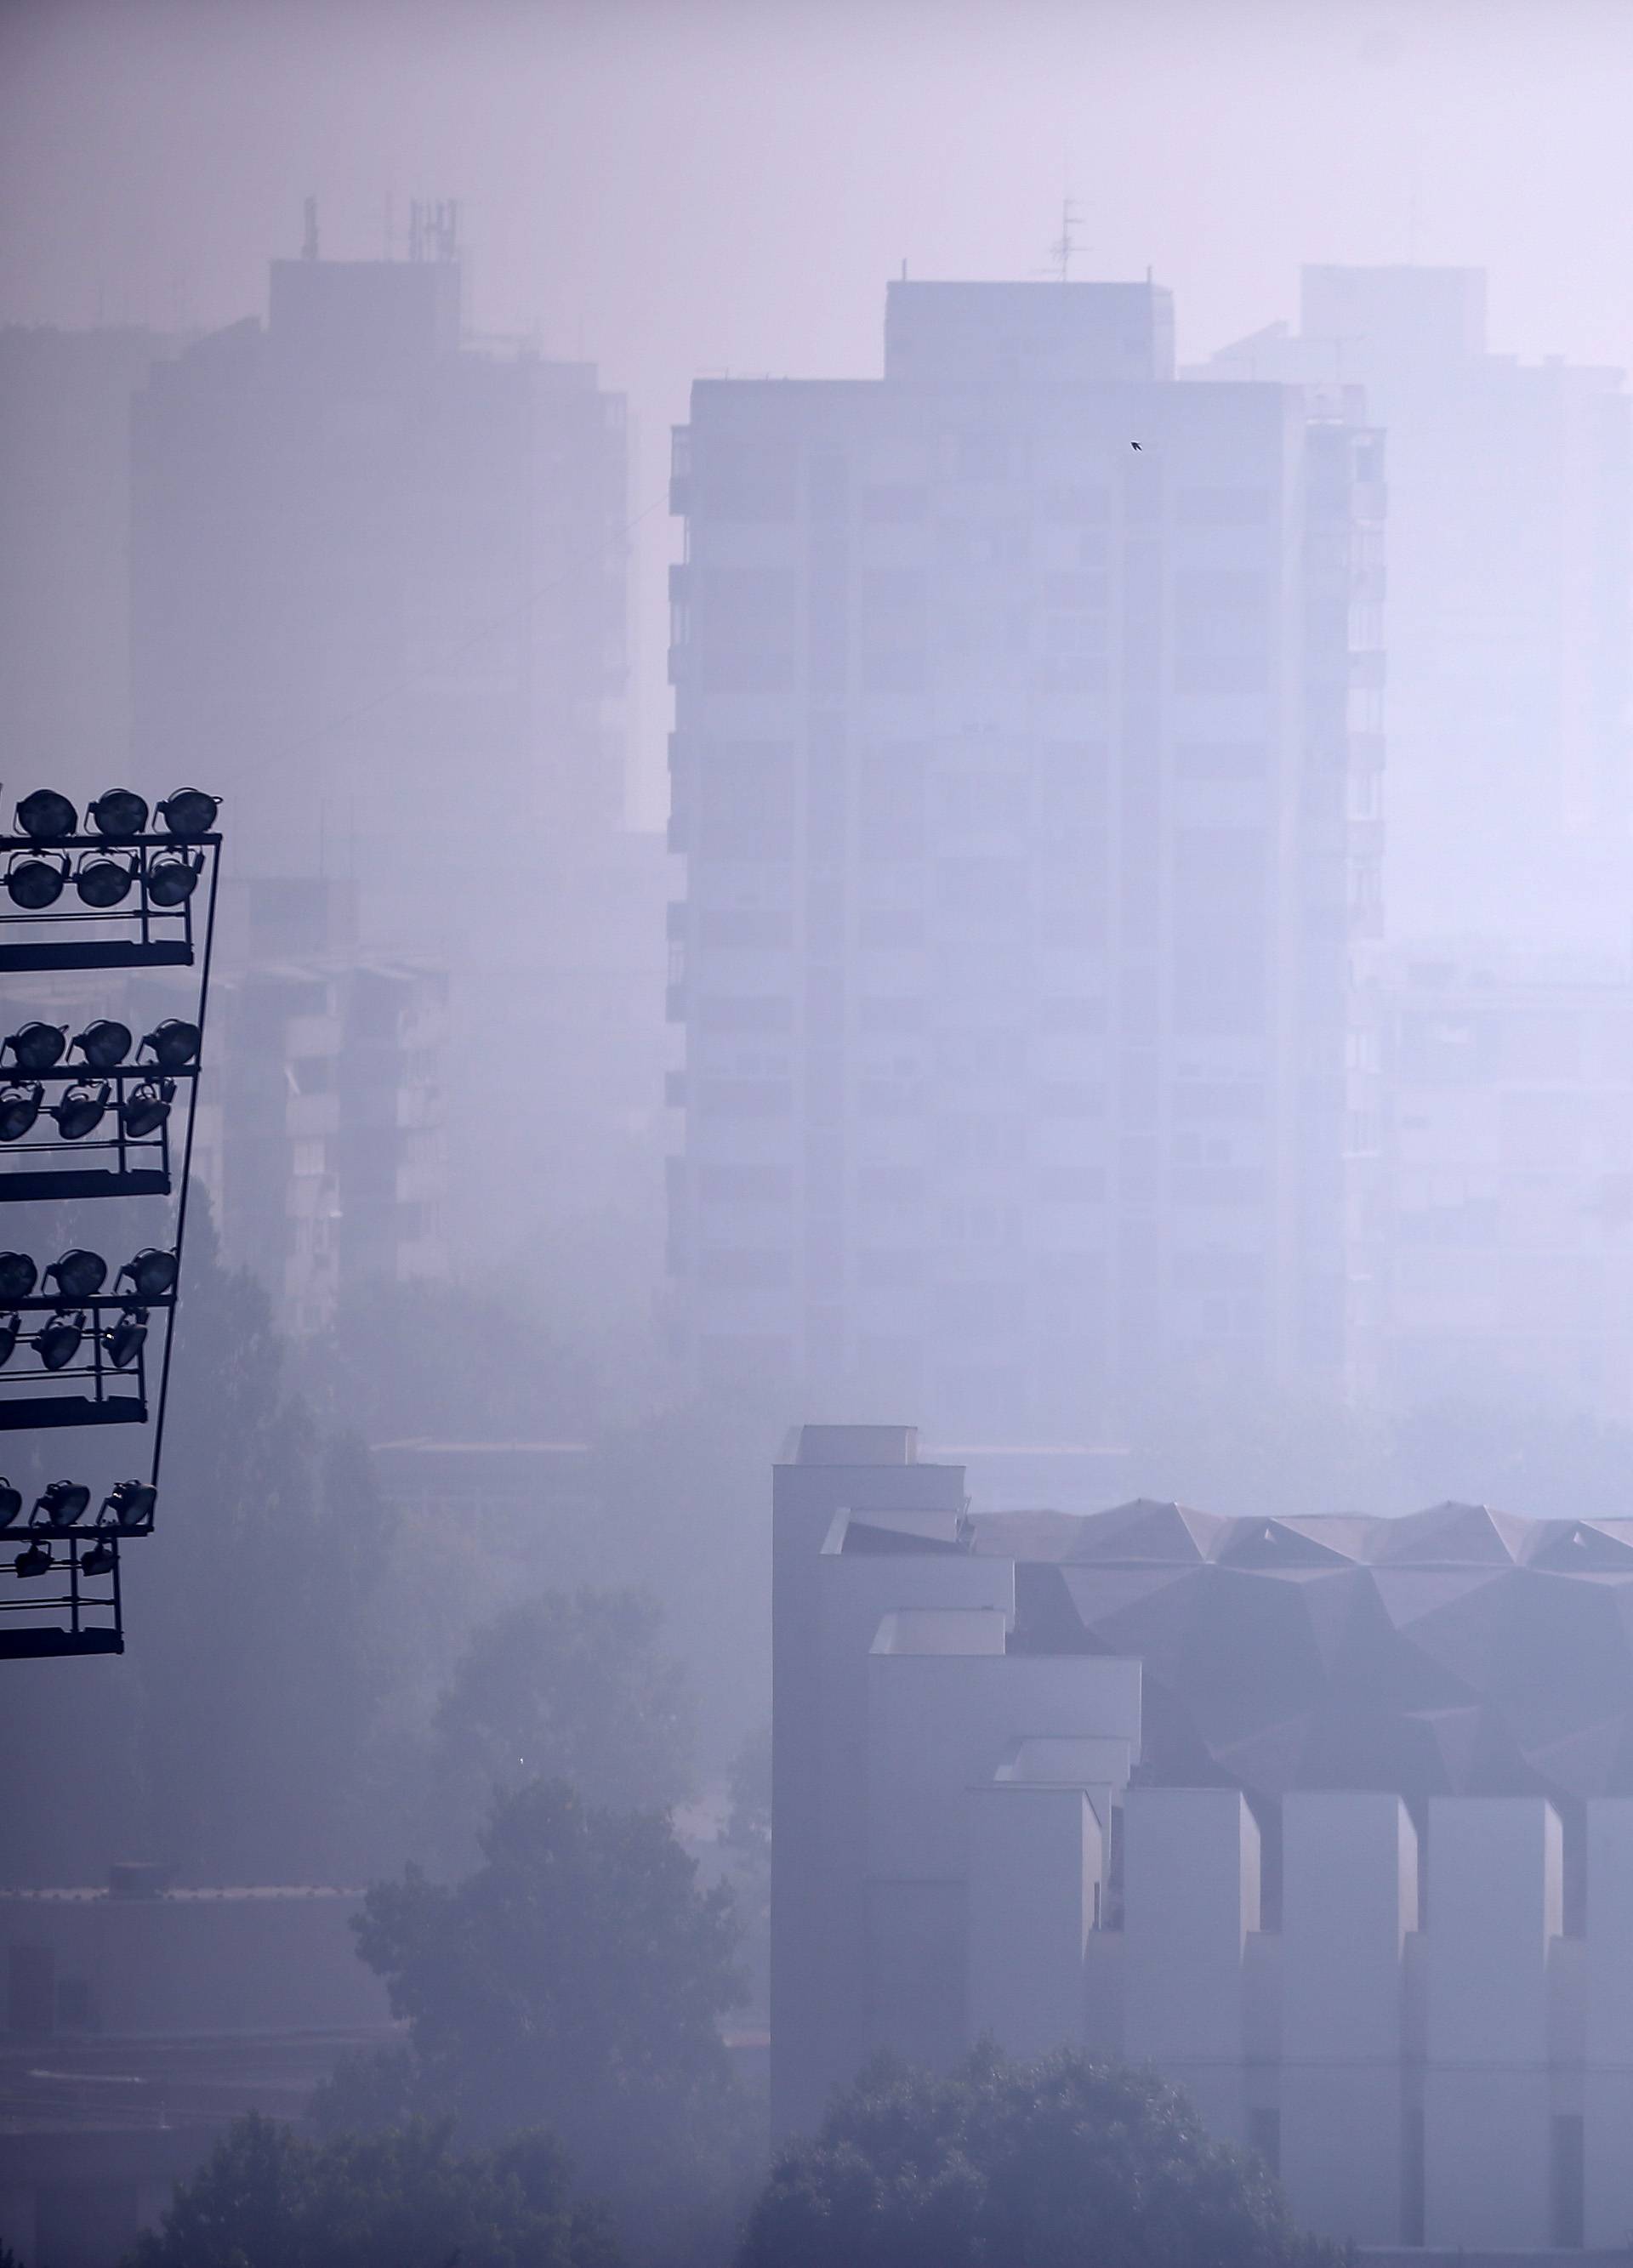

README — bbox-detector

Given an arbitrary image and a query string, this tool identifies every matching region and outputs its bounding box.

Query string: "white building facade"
[774,1424,1633,2252]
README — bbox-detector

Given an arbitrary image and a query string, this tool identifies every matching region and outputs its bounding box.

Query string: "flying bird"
[1130,441,1142,451]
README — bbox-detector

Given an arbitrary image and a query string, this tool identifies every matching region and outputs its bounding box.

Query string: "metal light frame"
[0,806,221,1658]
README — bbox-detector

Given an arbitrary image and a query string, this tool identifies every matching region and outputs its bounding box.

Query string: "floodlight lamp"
[34,1480,89,1530]
[6,852,68,910]
[118,1248,177,1301]
[88,788,149,841]
[145,850,202,909]
[0,1084,43,1142]
[105,1310,148,1369]
[80,1537,117,1578]
[157,788,219,840]
[0,1253,37,1301]
[14,1541,52,1578]
[49,1083,109,1141]
[72,1020,132,1070]
[75,850,135,909]
[45,1248,106,1300]
[141,1019,201,1070]
[4,1023,66,1072]
[120,1080,174,1140]
[0,1315,18,1367]
[36,1312,85,1372]
[14,789,77,843]
[103,1479,156,1532]
[0,1479,20,1527]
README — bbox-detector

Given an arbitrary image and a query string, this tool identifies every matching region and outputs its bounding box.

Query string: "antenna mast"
[1046,195,1081,283]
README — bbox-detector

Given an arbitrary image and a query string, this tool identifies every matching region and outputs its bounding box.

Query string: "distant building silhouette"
[0,1872,391,2265]
[1370,943,1633,1421]
[1197,265,1632,948]
[668,280,1384,1435]
[186,879,447,1335]
[129,229,664,1278]
[772,1422,1633,2248]
[0,324,188,781]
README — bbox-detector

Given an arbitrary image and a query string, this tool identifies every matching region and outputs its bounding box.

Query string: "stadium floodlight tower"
[0,787,222,1659]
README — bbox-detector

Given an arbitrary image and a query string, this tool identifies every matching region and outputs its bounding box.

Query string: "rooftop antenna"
[1043,194,1081,283]
[302,196,319,262]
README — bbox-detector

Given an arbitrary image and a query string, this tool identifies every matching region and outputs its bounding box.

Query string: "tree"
[722,1725,771,1866]
[719,1725,771,2024]
[123,2110,619,2268]
[0,1195,395,1887]
[122,1204,396,1882]
[739,2044,1342,2268]
[325,1781,747,2195]
[420,1587,697,1873]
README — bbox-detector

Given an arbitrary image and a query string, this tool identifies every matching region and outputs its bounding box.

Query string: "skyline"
[9,0,1633,824]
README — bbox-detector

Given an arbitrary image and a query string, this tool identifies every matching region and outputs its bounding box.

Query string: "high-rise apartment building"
[0,323,186,776]
[1369,946,1633,1422]
[190,881,447,1336]
[668,281,1383,1436]
[128,223,664,1274]
[1198,266,1630,947]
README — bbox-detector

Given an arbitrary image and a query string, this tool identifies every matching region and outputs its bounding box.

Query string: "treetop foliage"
[423,1587,697,1873]
[338,1780,744,2169]
[739,2045,1343,2268]
[123,2111,619,2268]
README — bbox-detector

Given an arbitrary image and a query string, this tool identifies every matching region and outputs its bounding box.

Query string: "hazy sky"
[6,0,1633,814]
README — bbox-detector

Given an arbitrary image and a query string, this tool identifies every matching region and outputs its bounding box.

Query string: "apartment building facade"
[128,229,663,1274]
[1373,948,1633,1421]
[773,1424,1633,2253]
[668,281,1383,1436]
[1198,264,1631,949]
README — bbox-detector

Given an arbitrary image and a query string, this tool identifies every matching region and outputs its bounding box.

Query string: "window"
[694,438,797,521]
[697,746,798,860]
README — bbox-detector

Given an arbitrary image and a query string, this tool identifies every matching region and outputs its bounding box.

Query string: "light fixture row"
[0,1475,156,1535]
[12,788,220,844]
[0,1308,152,1373]
[11,1537,119,1578]
[3,1019,201,1072]
[6,846,203,912]
[0,1078,176,1144]
[0,1248,179,1303]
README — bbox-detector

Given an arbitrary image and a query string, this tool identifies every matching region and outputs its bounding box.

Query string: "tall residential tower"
[668,281,1383,1437]
[130,222,663,1279]
[1198,265,1630,947]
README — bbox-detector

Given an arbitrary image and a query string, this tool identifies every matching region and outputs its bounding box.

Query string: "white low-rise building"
[773,1422,1633,2251]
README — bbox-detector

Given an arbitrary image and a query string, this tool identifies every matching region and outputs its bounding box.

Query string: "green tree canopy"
[739,2045,1341,2268]
[327,1781,744,2186]
[423,1589,695,1871]
[123,2112,618,2268]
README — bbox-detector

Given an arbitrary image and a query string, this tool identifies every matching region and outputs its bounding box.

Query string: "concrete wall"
[1123,1788,1260,2146]
[1281,1791,1417,2244]
[1424,1798,1561,2250]
[0,1889,390,2038]
[770,1465,1633,2253]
